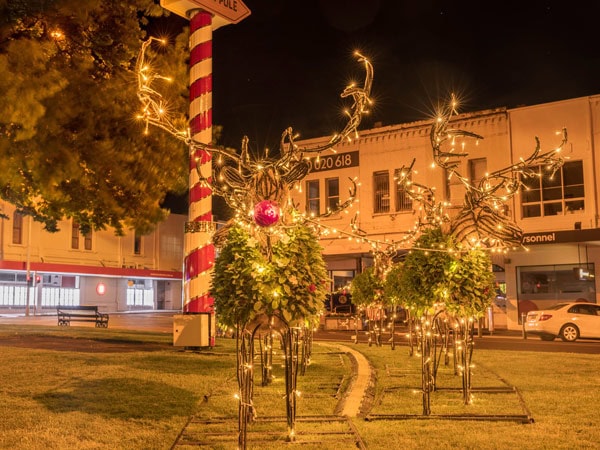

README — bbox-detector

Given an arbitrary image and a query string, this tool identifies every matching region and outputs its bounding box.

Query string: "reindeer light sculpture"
[136,38,373,447]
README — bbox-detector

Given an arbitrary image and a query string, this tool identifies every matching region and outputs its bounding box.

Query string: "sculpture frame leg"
[236,323,260,449]
[280,324,301,441]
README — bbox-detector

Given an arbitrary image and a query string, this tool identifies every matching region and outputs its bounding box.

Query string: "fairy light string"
[137,39,372,229]
[395,95,568,253]
[137,39,567,264]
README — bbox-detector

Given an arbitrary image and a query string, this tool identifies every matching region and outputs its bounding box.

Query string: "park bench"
[57,305,109,328]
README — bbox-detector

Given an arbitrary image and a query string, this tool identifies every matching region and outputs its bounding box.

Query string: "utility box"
[173,313,211,347]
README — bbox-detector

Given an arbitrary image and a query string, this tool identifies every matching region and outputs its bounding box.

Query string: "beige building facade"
[291,95,600,331]
[0,205,186,314]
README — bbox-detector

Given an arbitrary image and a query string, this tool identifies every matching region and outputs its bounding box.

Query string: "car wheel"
[559,324,579,342]
[540,334,555,341]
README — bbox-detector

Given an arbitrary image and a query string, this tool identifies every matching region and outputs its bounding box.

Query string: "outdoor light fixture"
[96,282,106,295]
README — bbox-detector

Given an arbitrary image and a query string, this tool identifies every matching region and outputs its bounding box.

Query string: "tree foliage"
[441,246,495,317]
[350,266,383,307]
[383,262,404,304]
[392,227,495,317]
[212,223,328,328]
[398,228,455,316]
[0,0,189,234]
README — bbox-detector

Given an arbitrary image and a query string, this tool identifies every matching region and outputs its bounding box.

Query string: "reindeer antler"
[136,39,373,237]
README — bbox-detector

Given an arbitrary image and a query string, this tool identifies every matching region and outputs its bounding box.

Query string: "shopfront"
[504,229,600,330]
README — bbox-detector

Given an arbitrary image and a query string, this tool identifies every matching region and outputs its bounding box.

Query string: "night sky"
[161,0,600,215]
[198,0,600,152]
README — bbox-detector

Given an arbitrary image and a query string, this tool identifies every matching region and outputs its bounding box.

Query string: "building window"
[134,232,142,255]
[126,279,154,308]
[444,168,461,204]
[71,221,92,250]
[521,161,584,218]
[373,171,390,213]
[469,158,487,188]
[84,231,92,251]
[325,178,339,213]
[71,221,80,249]
[306,180,320,217]
[394,170,413,212]
[517,263,595,307]
[12,212,23,244]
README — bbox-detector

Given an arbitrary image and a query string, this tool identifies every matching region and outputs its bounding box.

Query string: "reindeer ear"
[281,161,309,185]
[219,166,246,189]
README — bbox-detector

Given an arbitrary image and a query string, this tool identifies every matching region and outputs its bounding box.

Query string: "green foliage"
[271,224,328,324]
[0,0,188,234]
[383,262,404,305]
[396,227,494,317]
[441,247,495,317]
[350,266,383,307]
[212,224,328,328]
[399,228,455,315]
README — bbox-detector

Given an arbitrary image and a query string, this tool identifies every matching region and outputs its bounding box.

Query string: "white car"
[525,302,600,342]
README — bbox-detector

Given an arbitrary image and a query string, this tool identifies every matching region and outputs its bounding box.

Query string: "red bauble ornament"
[253,200,280,227]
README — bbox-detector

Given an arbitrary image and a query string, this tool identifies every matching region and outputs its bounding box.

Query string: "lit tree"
[441,242,495,405]
[0,0,188,234]
[349,266,382,345]
[350,247,396,347]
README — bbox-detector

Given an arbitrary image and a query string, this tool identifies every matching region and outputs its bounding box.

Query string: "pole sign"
[161,0,251,23]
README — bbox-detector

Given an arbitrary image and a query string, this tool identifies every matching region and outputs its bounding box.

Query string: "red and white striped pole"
[160,1,250,347]
[183,9,216,345]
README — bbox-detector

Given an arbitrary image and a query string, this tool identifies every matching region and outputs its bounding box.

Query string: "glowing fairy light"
[393,95,568,251]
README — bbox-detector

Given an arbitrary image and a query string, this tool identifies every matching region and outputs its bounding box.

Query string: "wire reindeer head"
[136,39,372,244]
[396,96,567,251]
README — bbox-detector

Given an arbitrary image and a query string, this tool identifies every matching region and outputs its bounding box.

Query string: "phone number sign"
[307,151,359,173]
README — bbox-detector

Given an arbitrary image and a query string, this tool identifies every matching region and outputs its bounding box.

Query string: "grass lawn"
[0,324,598,449]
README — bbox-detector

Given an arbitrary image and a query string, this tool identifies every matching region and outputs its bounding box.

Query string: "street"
[2,311,599,354]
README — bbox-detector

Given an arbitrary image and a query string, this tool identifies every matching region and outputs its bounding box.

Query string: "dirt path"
[318,342,374,417]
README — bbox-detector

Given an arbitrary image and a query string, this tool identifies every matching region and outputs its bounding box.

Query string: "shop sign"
[522,228,600,245]
[307,151,359,173]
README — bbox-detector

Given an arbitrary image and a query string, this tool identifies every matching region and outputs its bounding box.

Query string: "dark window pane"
[521,173,540,190]
[565,200,584,212]
[326,178,339,212]
[522,189,541,203]
[306,180,320,216]
[134,234,142,255]
[541,171,561,188]
[542,186,562,201]
[12,212,23,245]
[326,179,339,197]
[564,185,584,199]
[522,204,541,218]
[544,202,562,215]
[563,161,583,185]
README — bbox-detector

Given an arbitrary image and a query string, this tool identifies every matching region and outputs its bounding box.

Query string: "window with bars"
[373,171,390,213]
[325,178,339,213]
[12,212,23,245]
[306,180,320,217]
[394,170,413,212]
[521,161,584,218]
